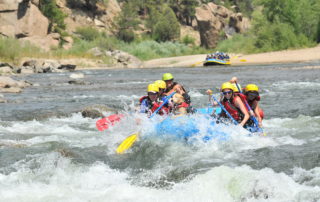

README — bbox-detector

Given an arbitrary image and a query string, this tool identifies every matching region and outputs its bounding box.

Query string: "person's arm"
[235,97,250,127]
[229,77,237,83]
[254,102,262,127]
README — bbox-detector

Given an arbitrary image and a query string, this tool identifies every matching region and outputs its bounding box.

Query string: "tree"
[39,0,66,32]
[153,6,180,42]
[115,2,140,42]
[180,0,198,25]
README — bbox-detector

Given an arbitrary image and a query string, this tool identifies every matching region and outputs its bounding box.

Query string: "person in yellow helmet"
[229,77,264,127]
[139,84,169,116]
[244,84,264,127]
[162,73,191,105]
[218,82,250,127]
[154,80,166,100]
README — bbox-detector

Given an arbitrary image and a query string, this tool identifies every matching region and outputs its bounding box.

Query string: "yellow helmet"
[154,80,166,89]
[245,84,259,92]
[147,84,159,93]
[162,73,174,81]
[221,82,235,91]
[232,83,241,92]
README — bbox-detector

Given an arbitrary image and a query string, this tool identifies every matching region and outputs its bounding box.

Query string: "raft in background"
[203,58,231,66]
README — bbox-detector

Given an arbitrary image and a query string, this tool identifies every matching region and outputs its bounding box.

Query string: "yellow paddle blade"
[240,59,247,62]
[116,133,139,154]
[191,61,203,67]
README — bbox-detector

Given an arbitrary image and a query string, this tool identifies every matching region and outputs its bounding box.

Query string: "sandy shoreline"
[142,45,320,68]
[76,45,320,70]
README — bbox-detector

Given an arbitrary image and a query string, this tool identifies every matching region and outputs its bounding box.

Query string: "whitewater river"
[1,62,320,201]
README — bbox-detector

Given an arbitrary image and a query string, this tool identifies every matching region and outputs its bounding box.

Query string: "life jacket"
[235,92,261,111]
[139,96,169,115]
[165,82,191,104]
[234,92,250,111]
[221,96,244,122]
[176,102,189,109]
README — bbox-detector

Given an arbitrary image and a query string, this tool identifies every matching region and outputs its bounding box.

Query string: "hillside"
[0,0,319,67]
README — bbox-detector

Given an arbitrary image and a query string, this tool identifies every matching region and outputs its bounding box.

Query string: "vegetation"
[39,0,67,33]
[2,0,320,63]
[216,0,320,53]
[152,6,180,42]
[0,37,44,63]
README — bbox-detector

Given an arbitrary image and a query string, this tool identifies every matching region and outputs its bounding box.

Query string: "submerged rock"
[81,105,117,118]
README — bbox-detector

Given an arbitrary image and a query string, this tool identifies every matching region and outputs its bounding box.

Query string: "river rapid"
[1,62,320,201]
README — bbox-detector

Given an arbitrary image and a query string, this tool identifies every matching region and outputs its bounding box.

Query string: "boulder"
[0,76,30,88]
[62,36,73,50]
[105,49,143,68]
[68,80,86,85]
[0,66,13,75]
[18,59,76,73]
[229,13,250,33]
[0,0,49,38]
[70,73,84,79]
[19,33,60,51]
[81,105,117,118]
[195,2,250,49]
[0,87,22,93]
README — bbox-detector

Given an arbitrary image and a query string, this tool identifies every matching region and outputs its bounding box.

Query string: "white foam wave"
[1,155,320,202]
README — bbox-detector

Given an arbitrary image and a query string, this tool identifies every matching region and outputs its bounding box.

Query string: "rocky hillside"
[0,0,250,51]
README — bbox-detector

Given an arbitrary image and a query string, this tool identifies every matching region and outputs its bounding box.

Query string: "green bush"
[153,7,180,42]
[120,40,206,60]
[181,35,195,46]
[216,34,256,54]
[39,0,66,31]
[0,37,43,62]
[75,27,101,41]
[117,29,135,43]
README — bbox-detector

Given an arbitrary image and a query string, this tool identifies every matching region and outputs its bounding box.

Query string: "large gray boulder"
[81,105,117,118]
[195,3,250,49]
[105,49,143,68]
[0,0,49,38]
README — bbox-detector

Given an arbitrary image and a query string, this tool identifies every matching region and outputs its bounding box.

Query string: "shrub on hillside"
[0,37,43,62]
[152,7,180,42]
[181,35,195,46]
[39,0,66,32]
[75,27,101,41]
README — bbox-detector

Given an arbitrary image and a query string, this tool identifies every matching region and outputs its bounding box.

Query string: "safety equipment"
[245,84,259,92]
[232,83,241,92]
[154,80,166,89]
[147,84,159,93]
[221,82,235,91]
[162,73,174,81]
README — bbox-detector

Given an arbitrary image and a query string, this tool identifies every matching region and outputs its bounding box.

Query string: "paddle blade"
[96,114,124,131]
[116,133,139,154]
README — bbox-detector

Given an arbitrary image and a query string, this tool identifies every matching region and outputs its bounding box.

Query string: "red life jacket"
[221,97,243,121]
[235,92,261,110]
[176,102,189,108]
[151,101,169,115]
[235,93,249,111]
[140,96,169,115]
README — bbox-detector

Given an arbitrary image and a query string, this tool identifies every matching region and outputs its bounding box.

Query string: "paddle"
[96,114,124,131]
[211,94,238,125]
[191,61,204,67]
[234,82,264,134]
[116,92,176,154]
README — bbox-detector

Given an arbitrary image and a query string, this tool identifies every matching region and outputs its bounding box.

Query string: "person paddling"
[139,84,169,116]
[162,73,191,104]
[154,80,167,100]
[243,84,264,127]
[229,77,264,127]
[217,82,250,127]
